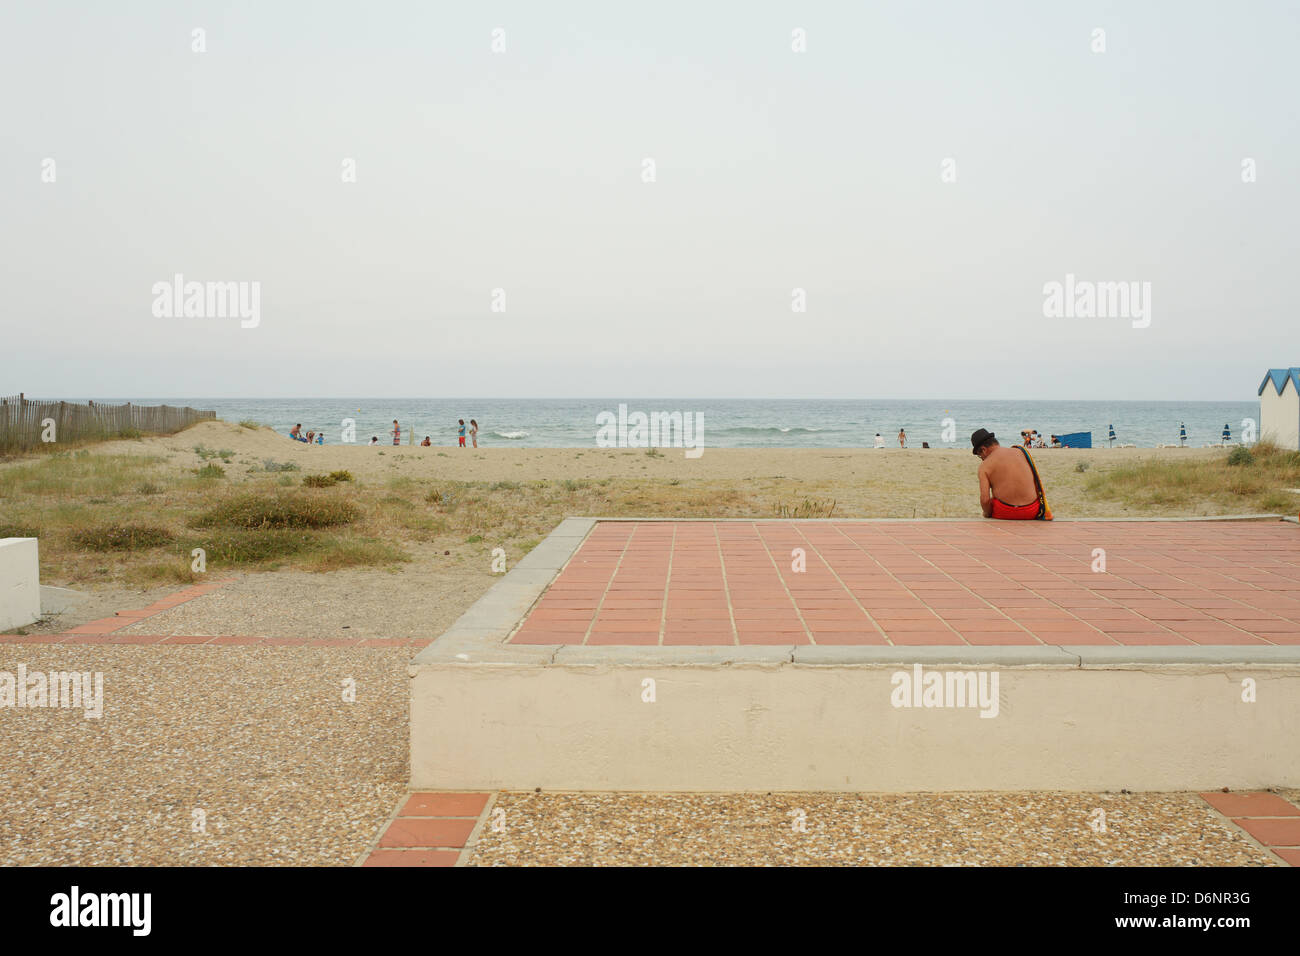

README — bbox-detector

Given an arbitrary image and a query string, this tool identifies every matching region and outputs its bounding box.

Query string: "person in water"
[971,428,1052,520]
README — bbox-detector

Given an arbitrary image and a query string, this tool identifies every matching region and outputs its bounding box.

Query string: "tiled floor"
[362,792,493,866]
[1199,792,1300,866]
[510,520,1300,647]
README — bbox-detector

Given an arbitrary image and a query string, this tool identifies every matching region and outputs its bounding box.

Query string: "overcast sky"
[1,1,1295,400]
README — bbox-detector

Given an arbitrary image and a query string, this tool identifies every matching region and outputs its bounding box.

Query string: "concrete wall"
[411,659,1300,792]
[0,538,41,632]
[1261,377,1300,450]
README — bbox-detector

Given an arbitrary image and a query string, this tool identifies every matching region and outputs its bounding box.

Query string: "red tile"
[1234,817,1300,847]
[401,792,490,817]
[588,631,660,644]
[886,631,967,645]
[1200,792,1300,818]
[378,818,476,848]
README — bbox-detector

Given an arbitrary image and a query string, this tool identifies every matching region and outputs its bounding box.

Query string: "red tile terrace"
[509,520,1300,647]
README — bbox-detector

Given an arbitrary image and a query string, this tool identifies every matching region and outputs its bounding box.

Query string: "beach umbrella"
[1108,424,1116,447]
[1179,423,1187,446]
[1222,423,1231,445]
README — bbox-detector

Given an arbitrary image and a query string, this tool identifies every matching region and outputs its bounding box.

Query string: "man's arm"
[978,462,993,518]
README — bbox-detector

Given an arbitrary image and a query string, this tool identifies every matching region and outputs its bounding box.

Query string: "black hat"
[970,428,996,454]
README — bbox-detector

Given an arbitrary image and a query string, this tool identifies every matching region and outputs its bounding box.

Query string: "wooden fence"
[0,394,217,454]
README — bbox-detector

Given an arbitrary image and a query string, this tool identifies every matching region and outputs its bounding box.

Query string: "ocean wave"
[493,430,530,440]
[710,425,827,435]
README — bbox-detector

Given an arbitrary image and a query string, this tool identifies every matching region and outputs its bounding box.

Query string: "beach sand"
[101,420,1229,516]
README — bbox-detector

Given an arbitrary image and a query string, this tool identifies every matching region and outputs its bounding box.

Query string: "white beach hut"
[1258,367,1300,449]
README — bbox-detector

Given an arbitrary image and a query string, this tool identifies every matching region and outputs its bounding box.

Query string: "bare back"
[978,444,1037,508]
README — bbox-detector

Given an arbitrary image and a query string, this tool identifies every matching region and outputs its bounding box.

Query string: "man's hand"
[978,462,993,518]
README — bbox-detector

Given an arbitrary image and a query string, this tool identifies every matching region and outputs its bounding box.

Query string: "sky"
[1,0,1296,400]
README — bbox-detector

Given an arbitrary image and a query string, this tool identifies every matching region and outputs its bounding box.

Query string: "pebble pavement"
[467,791,1280,866]
[0,645,410,866]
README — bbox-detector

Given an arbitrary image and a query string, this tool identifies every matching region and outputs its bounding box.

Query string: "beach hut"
[1108,424,1116,447]
[1259,367,1300,450]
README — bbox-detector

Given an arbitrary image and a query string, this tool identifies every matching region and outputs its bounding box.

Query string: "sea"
[111,398,1261,450]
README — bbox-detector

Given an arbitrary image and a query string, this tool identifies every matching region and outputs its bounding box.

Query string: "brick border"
[0,578,429,646]
[358,792,496,867]
[1199,791,1300,866]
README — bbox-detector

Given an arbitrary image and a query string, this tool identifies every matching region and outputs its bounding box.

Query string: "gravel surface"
[468,791,1280,866]
[0,645,410,866]
[115,560,493,641]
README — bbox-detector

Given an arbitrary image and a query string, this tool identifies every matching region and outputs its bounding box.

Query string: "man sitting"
[971,428,1052,520]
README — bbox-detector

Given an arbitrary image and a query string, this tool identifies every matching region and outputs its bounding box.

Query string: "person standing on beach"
[391,419,401,445]
[469,419,479,448]
[458,419,466,447]
[898,428,906,449]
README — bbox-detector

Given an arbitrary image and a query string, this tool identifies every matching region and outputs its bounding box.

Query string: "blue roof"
[1258,368,1300,396]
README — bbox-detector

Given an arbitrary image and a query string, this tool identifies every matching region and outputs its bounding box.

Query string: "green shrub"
[328,470,354,482]
[136,481,163,495]
[302,474,338,488]
[116,427,143,440]
[69,523,174,551]
[185,528,315,565]
[238,419,259,429]
[260,459,300,473]
[1074,461,1091,473]
[1227,447,1255,467]
[0,523,41,538]
[195,463,226,479]
[300,537,410,571]
[190,492,358,530]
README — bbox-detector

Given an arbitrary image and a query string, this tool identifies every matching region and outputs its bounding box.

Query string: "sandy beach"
[105,420,1230,508]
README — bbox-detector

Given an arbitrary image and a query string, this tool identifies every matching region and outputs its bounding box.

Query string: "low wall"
[0,538,41,632]
[411,654,1300,792]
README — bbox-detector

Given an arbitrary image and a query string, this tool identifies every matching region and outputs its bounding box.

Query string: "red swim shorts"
[991,498,1041,520]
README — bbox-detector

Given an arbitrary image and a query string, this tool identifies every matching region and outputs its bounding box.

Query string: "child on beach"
[421,436,431,446]
[391,420,401,445]
[469,419,478,448]
[898,428,906,448]
[458,420,466,447]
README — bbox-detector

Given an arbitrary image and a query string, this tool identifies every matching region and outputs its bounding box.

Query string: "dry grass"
[1084,440,1300,514]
